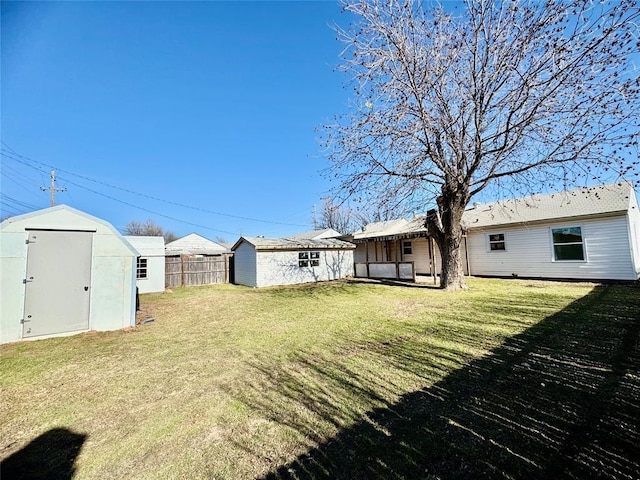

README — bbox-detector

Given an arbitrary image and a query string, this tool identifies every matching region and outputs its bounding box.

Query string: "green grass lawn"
[1,278,638,479]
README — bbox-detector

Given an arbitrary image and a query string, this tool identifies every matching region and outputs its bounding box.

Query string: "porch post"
[430,238,437,285]
[365,240,370,278]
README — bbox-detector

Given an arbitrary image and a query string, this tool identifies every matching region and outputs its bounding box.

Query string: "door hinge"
[23,277,34,284]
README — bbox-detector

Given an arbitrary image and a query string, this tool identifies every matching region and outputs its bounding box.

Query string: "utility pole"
[40,169,66,207]
[312,204,317,230]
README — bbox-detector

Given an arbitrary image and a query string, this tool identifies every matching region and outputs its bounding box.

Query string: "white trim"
[486,232,507,252]
[549,225,587,262]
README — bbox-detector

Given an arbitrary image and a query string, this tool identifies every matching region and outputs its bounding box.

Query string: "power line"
[1,151,243,235]
[1,145,308,227]
[57,176,242,236]
[0,193,41,210]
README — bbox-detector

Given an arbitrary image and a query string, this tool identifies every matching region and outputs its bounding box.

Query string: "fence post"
[181,255,186,287]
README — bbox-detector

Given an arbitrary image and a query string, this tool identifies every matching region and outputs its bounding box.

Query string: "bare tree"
[124,219,178,243]
[323,0,640,290]
[317,198,357,233]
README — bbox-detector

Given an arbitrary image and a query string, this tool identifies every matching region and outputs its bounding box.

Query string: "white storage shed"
[1,205,139,344]
[232,236,355,288]
[124,236,166,294]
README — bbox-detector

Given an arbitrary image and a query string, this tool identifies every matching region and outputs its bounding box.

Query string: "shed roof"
[124,236,165,256]
[165,233,229,255]
[0,204,138,256]
[461,182,635,229]
[232,236,355,251]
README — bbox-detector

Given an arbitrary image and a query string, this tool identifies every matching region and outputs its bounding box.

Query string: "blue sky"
[2,1,353,240]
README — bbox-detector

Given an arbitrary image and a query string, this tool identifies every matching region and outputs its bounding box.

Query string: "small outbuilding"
[1,205,139,344]
[232,236,355,288]
[124,236,166,294]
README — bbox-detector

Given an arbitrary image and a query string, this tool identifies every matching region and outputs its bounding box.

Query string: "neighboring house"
[165,233,229,256]
[463,182,640,281]
[349,182,640,282]
[0,205,138,344]
[124,236,166,294]
[232,236,356,288]
[165,233,232,287]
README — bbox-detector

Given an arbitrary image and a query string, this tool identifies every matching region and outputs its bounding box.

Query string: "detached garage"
[232,236,355,288]
[1,205,139,344]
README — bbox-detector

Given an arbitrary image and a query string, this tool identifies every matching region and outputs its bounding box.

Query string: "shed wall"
[234,241,257,287]
[1,207,137,344]
[467,215,636,280]
[255,249,354,288]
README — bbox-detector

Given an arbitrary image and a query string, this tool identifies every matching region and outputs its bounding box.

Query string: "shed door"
[23,230,93,338]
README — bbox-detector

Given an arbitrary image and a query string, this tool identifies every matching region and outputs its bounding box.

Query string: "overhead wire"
[0,144,308,228]
[2,152,242,235]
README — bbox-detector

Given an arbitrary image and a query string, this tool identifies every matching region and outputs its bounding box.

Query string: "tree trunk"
[426,184,469,290]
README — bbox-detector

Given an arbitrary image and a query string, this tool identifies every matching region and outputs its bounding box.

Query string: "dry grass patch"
[2,278,637,479]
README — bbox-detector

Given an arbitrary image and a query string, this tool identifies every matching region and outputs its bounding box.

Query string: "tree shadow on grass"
[241,284,639,479]
[1,428,87,480]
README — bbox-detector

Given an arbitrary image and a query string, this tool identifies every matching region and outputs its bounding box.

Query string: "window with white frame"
[136,258,148,279]
[551,227,585,261]
[402,240,412,255]
[488,233,506,251]
[299,251,320,267]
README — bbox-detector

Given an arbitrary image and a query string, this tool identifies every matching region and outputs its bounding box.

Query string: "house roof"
[462,182,636,229]
[349,217,430,242]
[347,182,637,241]
[287,228,343,240]
[232,236,355,251]
[165,233,229,255]
[351,219,412,241]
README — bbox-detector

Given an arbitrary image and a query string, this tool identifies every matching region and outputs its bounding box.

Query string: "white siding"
[627,193,640,278]
[467,215,636,281]
[124,236,166,294]
[234,241,258,287]
[255,249,354,288]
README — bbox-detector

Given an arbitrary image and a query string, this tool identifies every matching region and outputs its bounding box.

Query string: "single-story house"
[463,182,640,281]
[165,233,229,256]
[1,205,139,344]
[165,233,232,287]
[232,236,356,288]
[348,182,640,282]
[123,236,166,294]
[348,218,457,280]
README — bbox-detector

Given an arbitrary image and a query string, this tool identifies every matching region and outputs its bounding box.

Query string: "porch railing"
[354,261,415,281]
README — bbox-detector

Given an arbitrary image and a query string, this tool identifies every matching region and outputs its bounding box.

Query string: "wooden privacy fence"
[165,255,230,287]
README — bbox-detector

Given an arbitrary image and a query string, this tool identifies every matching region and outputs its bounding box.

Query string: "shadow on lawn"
[1,428,87,480]
[243,284,639,479]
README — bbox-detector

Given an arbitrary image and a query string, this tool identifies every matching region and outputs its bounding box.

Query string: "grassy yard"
[1,278,638,479]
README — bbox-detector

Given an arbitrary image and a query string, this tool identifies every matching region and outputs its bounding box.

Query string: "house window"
[402,241,412,255]
[552,227,585,261]
[136,258,148,279]
[488,233,506,251]
[299,251,320,267]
